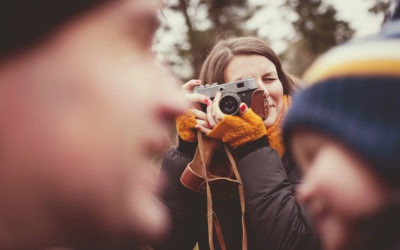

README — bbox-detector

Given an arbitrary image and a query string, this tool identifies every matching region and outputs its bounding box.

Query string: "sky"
[153,0,393,78]
[247,0,389,53]
[246,0,385,53]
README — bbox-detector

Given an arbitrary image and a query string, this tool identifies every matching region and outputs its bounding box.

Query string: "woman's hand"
[181,79,211,129]
[195,91,225,133]
[175,80,212,142]
[195,91,266,148]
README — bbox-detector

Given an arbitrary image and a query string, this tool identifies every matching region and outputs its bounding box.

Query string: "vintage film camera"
[193,77,258,115]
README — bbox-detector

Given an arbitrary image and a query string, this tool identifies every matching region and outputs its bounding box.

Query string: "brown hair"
[199,37,296,95]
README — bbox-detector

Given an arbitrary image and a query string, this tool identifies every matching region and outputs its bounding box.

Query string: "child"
[282,18,400,250]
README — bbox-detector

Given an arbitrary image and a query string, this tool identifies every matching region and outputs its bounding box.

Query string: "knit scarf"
[266,95,291,158]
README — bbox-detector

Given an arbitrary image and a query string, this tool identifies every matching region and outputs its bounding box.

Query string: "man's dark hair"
[0,0,105,59]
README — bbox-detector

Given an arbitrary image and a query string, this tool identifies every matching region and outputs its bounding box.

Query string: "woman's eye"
[263,78,277,82]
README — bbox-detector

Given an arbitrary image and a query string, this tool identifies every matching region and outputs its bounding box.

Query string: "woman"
[155,37,319,250]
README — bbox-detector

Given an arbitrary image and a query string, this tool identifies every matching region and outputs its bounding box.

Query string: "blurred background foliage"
[154,0,395,81]
[149,0,396,166]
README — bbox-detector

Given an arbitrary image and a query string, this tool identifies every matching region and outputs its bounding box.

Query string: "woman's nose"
[256,79,265,90]
[256,79,269,97]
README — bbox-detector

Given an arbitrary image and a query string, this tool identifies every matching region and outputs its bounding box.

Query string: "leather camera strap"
[224,144,248,250]
[197,132,226,250]
[198,131,247,250]
[197,131,219,250]
[213,211,226,250]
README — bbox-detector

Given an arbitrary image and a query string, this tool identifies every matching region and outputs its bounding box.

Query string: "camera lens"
[219,93,240,115]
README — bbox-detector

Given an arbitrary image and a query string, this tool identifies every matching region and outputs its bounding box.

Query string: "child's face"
[290,130,389,250]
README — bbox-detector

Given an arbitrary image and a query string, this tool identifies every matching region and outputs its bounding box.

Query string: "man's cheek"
[133,192,169,240]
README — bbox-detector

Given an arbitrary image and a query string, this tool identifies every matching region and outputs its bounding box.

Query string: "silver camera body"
[193,77,258,115]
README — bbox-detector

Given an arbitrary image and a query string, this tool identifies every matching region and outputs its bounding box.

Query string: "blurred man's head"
[283,19,400,250]
[0,0,186,249]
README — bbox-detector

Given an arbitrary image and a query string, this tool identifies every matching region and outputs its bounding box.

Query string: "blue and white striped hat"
[283,19,400,185]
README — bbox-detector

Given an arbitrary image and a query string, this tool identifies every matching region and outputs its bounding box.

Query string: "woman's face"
[224,54,284,127]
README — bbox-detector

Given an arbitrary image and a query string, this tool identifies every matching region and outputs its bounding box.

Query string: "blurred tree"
[282,0,354,76]
[157,0,260,81]
[156,0,359,80]
[368,0,397,23]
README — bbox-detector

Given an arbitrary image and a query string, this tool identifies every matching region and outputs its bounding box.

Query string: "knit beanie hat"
[0,0,105,59]
[283,19,400,186]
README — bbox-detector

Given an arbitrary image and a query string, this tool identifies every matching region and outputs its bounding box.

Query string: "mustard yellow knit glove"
[207,109,266,148]
[176,110,197,142]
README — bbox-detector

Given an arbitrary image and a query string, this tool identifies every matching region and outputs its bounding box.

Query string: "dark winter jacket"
[154,136,319,250]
